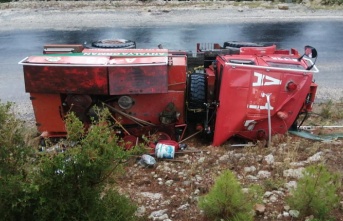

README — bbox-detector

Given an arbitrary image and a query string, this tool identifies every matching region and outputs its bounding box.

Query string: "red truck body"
[20,42,318,146]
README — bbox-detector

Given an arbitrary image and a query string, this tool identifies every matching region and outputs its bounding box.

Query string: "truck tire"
[92,39,136,49]
[187,73,207,111]
[223,41,266,48]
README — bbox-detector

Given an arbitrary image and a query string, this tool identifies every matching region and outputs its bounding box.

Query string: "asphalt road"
[1,21,343,105]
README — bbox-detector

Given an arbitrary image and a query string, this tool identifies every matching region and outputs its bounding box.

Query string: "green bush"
[198,170,254,221]
[286,164,341,220]
[0,102,35,220]
[0,103,141,221]
[31,110,140,221]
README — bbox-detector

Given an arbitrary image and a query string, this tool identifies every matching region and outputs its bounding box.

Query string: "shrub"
[0,102,35,220]
[31,110,140,221]
[286,164,341,220]
[0,103,141,221]
[198,170,254,221]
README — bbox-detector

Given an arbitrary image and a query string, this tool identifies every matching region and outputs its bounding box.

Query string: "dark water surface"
[1,21,342,102]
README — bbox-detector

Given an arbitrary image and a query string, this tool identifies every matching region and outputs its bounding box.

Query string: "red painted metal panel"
[23,65,108,94]
[30,93,66,133]
[212,64,314,146]
[109,65,168,95]
[25,55,109,65]
[168,65,187,91]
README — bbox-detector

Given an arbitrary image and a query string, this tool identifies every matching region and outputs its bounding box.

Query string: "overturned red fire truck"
[19,40,318,146]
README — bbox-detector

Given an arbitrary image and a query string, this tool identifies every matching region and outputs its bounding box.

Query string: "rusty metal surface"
[109,65,168,95]
[29,93,66,133]
[24,66,108,94]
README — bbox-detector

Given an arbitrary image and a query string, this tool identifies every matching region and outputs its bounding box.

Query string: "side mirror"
[298,45,318,70]
[304,45,317,58]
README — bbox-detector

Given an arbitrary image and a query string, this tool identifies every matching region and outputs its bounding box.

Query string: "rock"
[246,175,258,180]
[264,191,273,198]
[257,170,271,179]
[140,192,163,200]
[161,200,171,206]
[283,167,305,179]
[284,205,290,211]
[219,154,229,162]
[178,203,190,211]
[135,206,146,217]
[269,195,278,203]
[290,161,305,167]
[289,210,300,218]
[283,211,290,217]
[264,154,274,165]
[139,154,156,166]
[165,180,174,186]
[254,203,266,215]
[195,175,203,181]
[244,166,257,173]
[306,152,323,163]
[273,190,285,197]
[198,157,205,164]
[284,181,297,190]
[182,180,191,187]
[157,214,169,220]
[278,4,289,10]
[234,153,243,159]
[148,209,168,220]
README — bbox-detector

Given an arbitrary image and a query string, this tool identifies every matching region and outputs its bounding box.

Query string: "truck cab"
[189,42,318,145]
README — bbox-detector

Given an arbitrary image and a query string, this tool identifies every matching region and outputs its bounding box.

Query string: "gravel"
[1,1,343,31]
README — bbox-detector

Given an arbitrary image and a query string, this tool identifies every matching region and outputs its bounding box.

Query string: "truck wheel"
[187,73,207,111]
[223,41,266,49]
[92,39,136,49]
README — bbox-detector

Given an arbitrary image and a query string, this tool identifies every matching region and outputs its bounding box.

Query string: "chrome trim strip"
[225,57,319,73]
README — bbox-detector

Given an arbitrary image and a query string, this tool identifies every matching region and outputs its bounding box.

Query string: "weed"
[262,178,285,191]
[198,170,254,221]
[320,100,333,119]
[286,164,341,220]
